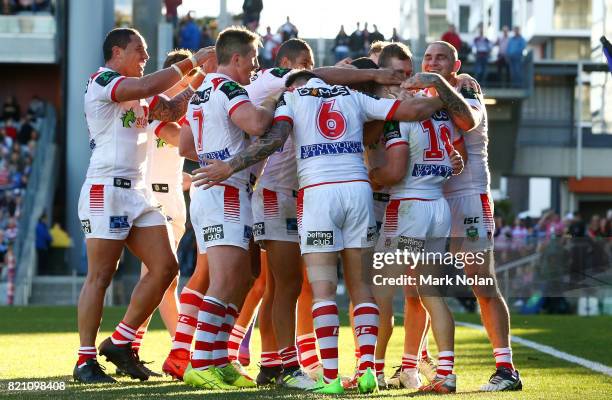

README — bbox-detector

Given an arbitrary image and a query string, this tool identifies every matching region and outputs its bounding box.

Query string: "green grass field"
[0,307,611,399]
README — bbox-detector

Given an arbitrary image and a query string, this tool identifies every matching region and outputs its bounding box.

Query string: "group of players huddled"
[73,24,522,394]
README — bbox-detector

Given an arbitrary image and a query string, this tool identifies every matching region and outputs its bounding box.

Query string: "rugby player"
[370,97,465,395]
[192,69,473,394]
[178,26,276,390]
[74,27,214,383]
[418,41,522,392]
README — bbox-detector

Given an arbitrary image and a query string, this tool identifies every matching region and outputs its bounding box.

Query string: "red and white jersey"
[384,110,459,200]
[185,72,252,191]
[144,118,184,192]
[274,78,400,188]
[443,86,490,198]
[246,67,298,193]
[84,67,152,183]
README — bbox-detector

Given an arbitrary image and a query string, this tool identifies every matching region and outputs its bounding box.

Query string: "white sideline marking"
[456,321,612,376]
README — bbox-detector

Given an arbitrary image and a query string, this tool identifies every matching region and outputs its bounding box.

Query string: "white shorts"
[78,180,166,240]
[447,193,495,252]
[298,181,376,254]
[152,185,187,245]
[190,184,253,252]
[251,187,299,243]
[377,197,451,253]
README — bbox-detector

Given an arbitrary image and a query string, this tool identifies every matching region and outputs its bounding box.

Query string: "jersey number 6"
[317,100,347,140]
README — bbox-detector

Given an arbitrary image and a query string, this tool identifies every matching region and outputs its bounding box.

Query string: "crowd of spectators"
[439,23,526,87]
[0,0,52,15]
[0,94,44,278]
[333,22,402,62]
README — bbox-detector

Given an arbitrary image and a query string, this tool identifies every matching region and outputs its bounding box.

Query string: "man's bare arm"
[227,120,292,174]
[402,72,477,131]
[314,67,404,86]
[149,88,194,122]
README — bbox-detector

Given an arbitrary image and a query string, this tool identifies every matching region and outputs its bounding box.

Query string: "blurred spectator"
[369,24,384,45]
[260,26,276,67]
[2,118,18,140]
[33,0,49,12]
[16,0,32,12]
[587,215,602,238]
[179,12,201,51]
[35,213,51,274]
[511,217,528,252]
[201,25,214,47]
[2,95,20,121]
[441,24,462,53]
[279,16,298,41]
[390,27,401,42]
[496,26,510,84]
[362,22,370,51]
[507,26,526,87]
[0,231,7,263]
[472,26,492,83]
[27,95,44,119]
[349,22,365,58]
[568,212,586,237]
[242,0,263,32]
[334,25,350,62]
[1,0,16,15]
[17,114,36,145]
[164,0,181,27]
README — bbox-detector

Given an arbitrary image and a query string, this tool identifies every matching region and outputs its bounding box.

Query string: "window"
[552,39,590,61]
[428,15,447,40]
[429,0,447,10]
[554,0,591,29]
[499,0,513,29]
[459,5,470,33]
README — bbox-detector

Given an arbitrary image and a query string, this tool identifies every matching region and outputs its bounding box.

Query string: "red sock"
[261,351,282,368]
[436,351,454,378]
[313,301,339,383]
[493,347,514,370]
[297,333,320,371]
[212,304,238,368]
[110,320,137,347]
[279,345,300,369]
[191,296,227,370]
[401,353,418,372]
[353,303,379,374]
[77,346,97,367]
[132,327,147,354]
[171,287,204,354]
[375,359,385,377]
[227,324,246,361]
[421,337,430,360]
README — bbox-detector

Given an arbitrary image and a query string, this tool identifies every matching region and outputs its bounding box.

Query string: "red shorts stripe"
[89,184,104,215]
[223,185,241,223]
[296,189,304,229]
[300,179,369,191]
[384,200,400,235]
[262,188,280,219]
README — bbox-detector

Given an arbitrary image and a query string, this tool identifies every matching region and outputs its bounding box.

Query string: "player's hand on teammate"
[193,46,216,67]
[191,158,233,189]
[401,72,443,90]
[450,149,464,175]
[335,57,355,68]
[373,69,405,85]
[456,73,482,94]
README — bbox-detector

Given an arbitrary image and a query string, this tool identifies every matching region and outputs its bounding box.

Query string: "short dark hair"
[378,42,413,68]
[349,58,379,94]
[285,70,319,88]
[162,48,193,69]
[216,26,261,65]
[103,28,140,62]
[275,38,312,66]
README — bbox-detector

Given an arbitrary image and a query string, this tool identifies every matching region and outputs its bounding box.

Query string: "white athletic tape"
[456,321,612,376]
[307,265,338,284]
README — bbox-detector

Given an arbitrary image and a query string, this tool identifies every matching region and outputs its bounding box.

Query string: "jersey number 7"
[420,119,452,161]
[193,108,204,152]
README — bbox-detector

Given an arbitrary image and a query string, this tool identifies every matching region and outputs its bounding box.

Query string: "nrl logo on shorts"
[80,219,91,234]
[466,226,479,241]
